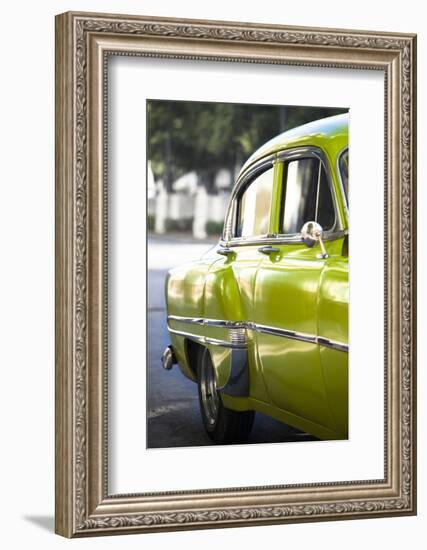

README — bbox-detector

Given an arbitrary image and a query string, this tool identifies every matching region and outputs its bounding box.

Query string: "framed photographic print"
[55,11,417,537]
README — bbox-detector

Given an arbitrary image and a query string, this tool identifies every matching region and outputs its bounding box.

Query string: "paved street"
[146,234,316,448]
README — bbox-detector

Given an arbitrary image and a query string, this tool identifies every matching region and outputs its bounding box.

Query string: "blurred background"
[146,100,347,448]
[147,100,347,240]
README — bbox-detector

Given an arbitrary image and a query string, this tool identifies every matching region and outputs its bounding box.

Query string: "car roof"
[239,112,348,176]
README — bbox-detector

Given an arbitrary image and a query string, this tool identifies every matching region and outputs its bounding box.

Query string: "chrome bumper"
[161,345,177,371]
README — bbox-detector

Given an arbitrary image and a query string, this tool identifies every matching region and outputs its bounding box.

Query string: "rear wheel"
[197,347,254,444]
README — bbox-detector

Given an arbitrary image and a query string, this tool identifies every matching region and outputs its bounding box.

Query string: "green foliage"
[205,221,224,236]
[147,100,347,190]
[164,218,194,232]
[147,214,155,231]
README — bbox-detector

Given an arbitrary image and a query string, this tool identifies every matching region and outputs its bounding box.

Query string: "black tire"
[196,346,254,444]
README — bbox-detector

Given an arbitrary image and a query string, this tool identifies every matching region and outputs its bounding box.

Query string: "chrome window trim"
[167,315,348,353]
[222,154,276,242]
[275,146,342,238]
[337,146,349,223]
[219,229,347,249]
[234,160,276,241]
[223,146,345,246]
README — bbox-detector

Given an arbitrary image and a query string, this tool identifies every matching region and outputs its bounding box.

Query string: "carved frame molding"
[55,11,416,537]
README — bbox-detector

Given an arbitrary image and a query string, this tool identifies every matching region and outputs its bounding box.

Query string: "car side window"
[235,167,274,238]
[281,157,335,235]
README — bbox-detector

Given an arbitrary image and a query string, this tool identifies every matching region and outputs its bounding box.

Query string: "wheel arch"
[184,338,203,380]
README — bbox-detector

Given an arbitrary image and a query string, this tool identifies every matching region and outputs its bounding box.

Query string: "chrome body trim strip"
[167,327,246,350]
[168,315,246,329]
[167,315,204,325]
[167,315,348,352]
[317,337,349,353]
[252,322,317,344]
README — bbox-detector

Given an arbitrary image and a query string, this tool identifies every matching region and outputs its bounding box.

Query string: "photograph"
[147,99,349,448]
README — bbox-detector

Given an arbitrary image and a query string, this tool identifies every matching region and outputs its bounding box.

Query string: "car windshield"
[339,149,349,206]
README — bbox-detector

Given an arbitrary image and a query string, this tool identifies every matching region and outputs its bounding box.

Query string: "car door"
[253,150,345,434]
[203,161,275,402]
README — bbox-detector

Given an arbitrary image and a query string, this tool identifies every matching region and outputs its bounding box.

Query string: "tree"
[147,100,347,192]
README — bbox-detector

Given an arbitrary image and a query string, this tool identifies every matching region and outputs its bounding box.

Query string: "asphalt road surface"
[146,234,316,448]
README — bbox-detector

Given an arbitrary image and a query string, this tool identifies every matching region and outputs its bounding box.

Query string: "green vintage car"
[162,113,349,443]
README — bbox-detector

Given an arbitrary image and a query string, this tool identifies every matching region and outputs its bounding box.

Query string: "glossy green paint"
[165,113,349,440]
[254,241,343,430]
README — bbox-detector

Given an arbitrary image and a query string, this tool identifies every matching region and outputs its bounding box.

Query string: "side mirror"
[300,221,328,258]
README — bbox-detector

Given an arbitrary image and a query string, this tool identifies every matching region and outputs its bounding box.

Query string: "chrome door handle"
[258,245,280,255]
[217,247,235,257]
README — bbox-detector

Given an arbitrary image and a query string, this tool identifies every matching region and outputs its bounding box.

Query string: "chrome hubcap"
[200,351,219,426]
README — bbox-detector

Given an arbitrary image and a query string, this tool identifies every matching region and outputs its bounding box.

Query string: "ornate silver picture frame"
[55,11,417,537]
